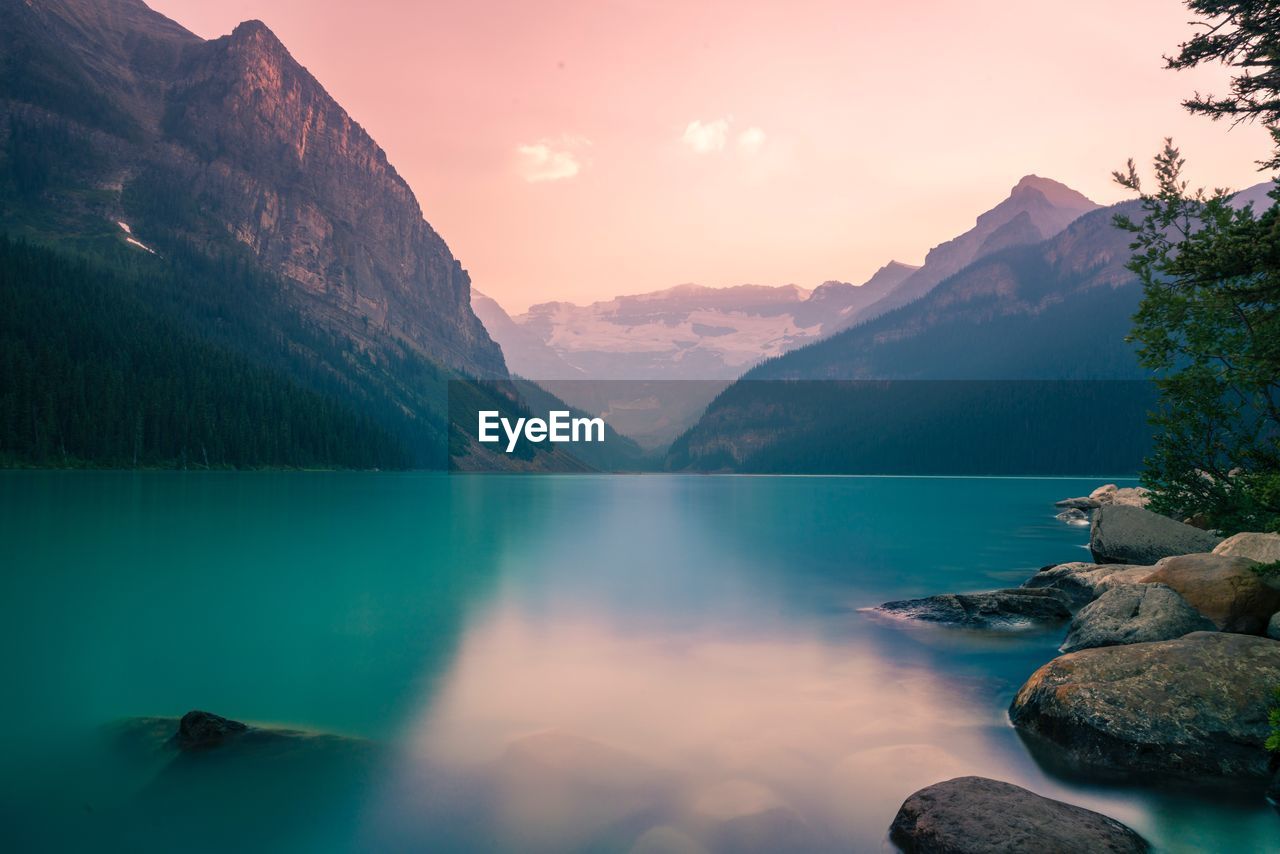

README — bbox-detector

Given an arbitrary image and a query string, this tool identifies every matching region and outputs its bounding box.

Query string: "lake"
[1,472,1275,852]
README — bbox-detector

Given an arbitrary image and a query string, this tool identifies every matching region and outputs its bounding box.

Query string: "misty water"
[1,472,1275,852]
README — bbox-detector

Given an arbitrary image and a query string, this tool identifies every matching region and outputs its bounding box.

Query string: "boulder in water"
[1089,505,1222,565]
[888,776,1149,853]
[874,588,1071,629]
[1059,583,1215,653]
[1010,632,1280,782]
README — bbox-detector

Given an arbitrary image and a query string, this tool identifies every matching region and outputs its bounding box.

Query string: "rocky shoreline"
[877,485,1280,852]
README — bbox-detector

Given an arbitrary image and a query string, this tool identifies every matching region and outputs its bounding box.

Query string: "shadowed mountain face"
[842,175,1101,329]
[746,200,1145,382]
[0,0,503,378]
[475,262,919,383]
[743,181,1275,383]
[665,184,1275,473]
[471,291,585,380]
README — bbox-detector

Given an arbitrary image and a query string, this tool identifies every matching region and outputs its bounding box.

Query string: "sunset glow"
[150,0,1273,311]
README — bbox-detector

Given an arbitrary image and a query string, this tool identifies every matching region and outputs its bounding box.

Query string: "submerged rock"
[114,711,377,762]
[1055,508,1089,525]
[174,710,249,750]
[1010,632,1280,782]
[1214,532,1280,566]
[1089,505,1222,565]
[1141,553,1278,634]
[1059,583,1215,653]
[102,710,382,851]
[875,588,1071,629]
[888,776,1148,853]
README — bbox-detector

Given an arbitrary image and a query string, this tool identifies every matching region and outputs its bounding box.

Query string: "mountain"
[747,200,1144,381]
[800,261,921,330]
[478,262,918,383]
[471,291,584,379]
[1,0,502,376]
[840,176,1100,328]
[667,182,1276,473]
[477,178,1098,384]
[0,0,506,467]
[472,267,917,452]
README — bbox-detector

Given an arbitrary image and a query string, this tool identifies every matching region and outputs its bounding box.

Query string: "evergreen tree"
[1115,0,1280,532]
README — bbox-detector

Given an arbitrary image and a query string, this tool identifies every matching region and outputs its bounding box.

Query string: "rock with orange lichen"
[1009,632,1280,784]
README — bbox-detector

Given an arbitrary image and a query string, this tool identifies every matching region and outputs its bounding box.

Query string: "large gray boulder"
[875,588,1071,629]
[1023,562,1149,610]
[1010,632,1280,781]
[1141,553,1279,634]
[1214,532,1280,565]
[1059,583,1215,653]
[888,776,1149,853]
[1089,505,1222,565]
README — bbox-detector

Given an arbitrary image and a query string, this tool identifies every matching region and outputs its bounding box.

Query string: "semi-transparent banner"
[447,379,1157,475]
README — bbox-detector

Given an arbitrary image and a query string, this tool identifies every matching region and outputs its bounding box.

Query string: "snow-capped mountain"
[475,262,918,382]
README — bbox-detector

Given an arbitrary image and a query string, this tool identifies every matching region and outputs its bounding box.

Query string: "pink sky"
[152,0,1273,313]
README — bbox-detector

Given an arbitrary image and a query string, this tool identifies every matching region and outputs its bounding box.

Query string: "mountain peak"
[878,260,921,276]
[232,19,272,36]
[227,18,288,54]
[1009,175,1096,210]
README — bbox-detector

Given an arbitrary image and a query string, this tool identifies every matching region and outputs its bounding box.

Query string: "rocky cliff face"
[0,0,504,378]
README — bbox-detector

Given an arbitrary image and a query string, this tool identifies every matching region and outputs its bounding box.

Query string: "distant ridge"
[665,181,1275,472]
[840,175,1100,328]
[476,261,918,383]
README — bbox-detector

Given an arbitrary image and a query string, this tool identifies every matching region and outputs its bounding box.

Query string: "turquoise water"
[0,472,1275,852]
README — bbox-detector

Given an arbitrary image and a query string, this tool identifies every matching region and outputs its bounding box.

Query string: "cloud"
[682,118,730,154]
[737,126,766,155]
[516,136,590,182]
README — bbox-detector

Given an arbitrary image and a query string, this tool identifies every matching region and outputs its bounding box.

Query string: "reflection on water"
[1,473,1276,852]
[372,607,1014,851]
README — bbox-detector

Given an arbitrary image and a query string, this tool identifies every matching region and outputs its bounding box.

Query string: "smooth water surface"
[0,472,1274,852]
